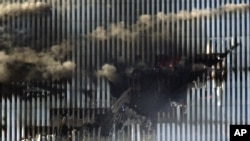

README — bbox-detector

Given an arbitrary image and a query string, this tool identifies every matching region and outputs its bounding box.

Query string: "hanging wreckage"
[83,40,242,136]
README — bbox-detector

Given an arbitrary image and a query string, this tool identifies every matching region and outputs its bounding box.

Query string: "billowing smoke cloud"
[50,40,72,61]
[0,1,51,19]
[156,3,250,20]
[0,41,75,83]
[97,64,117,82]
[0,29,14,50]
[0,0,75,83]
[88,3,250,42]
[220,3,250,12]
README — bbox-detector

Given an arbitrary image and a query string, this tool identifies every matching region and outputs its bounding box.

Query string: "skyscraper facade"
[0,0,250,140]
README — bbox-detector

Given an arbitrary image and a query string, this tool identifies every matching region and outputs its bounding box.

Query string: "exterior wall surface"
[0,0,250,141]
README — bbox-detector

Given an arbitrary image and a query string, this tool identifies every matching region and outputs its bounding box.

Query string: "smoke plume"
[97,64,117,82]
[0,0,75,83]
[88,3,250,42]
[156,3,250,20]
[0,41,75,83]
[0,1,51,19]
[50,40,72,61]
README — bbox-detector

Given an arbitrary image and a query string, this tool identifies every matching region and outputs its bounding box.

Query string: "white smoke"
[157,3,250,20]
[0,42,75,82]
[88,3,250,41]
[0,0,75,83]
[97,64,117,82]
[44,60,76,80]
[50,40,71,61]
[0,1,51,19]
[220,3,250,12]
[0,52,10,82]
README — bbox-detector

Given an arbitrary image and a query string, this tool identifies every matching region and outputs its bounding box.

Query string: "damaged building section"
[0,0,250,141]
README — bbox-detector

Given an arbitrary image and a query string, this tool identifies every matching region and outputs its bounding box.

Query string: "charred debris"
[106,41,241,116]
[73,40,241,136]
